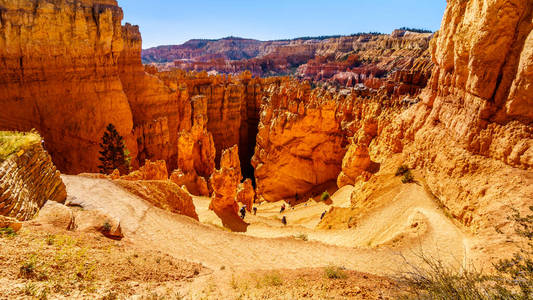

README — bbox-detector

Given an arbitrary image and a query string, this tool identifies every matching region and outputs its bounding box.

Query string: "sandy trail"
[62,175,470,275]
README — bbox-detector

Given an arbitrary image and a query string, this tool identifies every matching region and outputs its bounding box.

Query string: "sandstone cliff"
[0,0,136,173]
[331,0,533,263]
[0,134,66,221]
[397,0,533,228]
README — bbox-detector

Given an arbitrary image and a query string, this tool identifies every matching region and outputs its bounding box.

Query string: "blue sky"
[121,1,447,49]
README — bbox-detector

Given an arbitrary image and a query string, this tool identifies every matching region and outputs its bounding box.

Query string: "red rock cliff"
[0,0,136,173]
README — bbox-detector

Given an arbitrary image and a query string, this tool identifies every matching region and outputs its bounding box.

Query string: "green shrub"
[325,266,347,279]
[320,191,331,201]
[259,272,283,287]
[395,165,410,177]
[98,124,131,175]
[294,233,308,241]
[0,227,16,238]
[102,222,112,232]
[45,234,55,245]
[401,170,415,184]
[20,257,37,278]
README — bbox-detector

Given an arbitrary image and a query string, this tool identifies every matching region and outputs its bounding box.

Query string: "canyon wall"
[0,0,136,173]
[143,32,433,89]
[397,0,533,228]
[0,0,262,179]
[330,0,533,255]
[253,0,532,252]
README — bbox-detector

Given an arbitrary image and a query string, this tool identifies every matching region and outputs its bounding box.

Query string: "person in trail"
[253,207,257,215]
[280,204,286,213]
[240,205,247,219]
[321,211,327,220]
[281,216,287,226]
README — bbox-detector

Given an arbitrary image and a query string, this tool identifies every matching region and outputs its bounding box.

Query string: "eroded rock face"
[399,0,533,229]
[170,169,209,196]
[209,145,249,231]
[0,144,66,221]
[0,1,210,175]
[236,178,255,211]
[121,160,168,181]
[142,32,433,86]
[0,0,137,173]
[176,95,216,178]
[209,145,241,216]
[114,179,198,220]
[154,70,269,171]
[252,82,346,201]
[332,0,533,263]
[252,79,411,202]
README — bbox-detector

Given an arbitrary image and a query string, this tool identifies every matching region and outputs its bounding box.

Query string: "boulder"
[75,210,123,240]
[32,201,74,230]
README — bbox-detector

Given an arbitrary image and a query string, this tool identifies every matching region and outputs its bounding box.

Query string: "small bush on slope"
[396,165,410,177]
[325,266,348,279]
[401,170,415,184]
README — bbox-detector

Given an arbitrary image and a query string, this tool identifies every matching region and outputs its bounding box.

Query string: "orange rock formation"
[209,145,249,231]
[334,0,533,263]
[0,0,137,173]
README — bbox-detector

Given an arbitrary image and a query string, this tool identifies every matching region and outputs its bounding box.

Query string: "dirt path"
[62,175,470,275]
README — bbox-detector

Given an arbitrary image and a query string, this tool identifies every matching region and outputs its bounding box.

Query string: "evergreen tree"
[98,124,130,174]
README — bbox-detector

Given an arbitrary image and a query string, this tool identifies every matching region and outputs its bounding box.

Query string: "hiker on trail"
[321,211,327,220]
[253,207,257,215]
[281,216,287,226]
[240,205,246,219]
[280,204,286,213]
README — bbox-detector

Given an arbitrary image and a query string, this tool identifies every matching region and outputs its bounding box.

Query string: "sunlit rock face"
[387,0,533,228]
[142,31,433,88]
[333,0,533,258]
[0,0,135,173]
[0,143,66,221]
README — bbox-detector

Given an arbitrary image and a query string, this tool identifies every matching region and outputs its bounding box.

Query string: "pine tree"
[98,124,131,174]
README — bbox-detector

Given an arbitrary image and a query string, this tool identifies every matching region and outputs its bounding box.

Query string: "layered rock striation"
[0,141,66,221]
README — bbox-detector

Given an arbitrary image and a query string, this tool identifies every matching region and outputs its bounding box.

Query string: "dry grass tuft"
[0,130,41,161]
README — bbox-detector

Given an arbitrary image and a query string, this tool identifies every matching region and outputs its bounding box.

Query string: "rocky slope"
[0,0,530,265]
[0,138,66,221]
